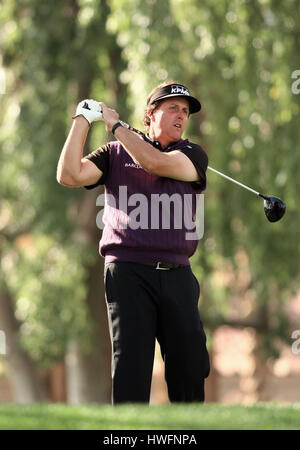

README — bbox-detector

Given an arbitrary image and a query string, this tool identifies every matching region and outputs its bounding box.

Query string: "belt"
[142,262,188,270]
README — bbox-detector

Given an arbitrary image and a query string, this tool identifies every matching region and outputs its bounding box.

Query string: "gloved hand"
[72,99,103,125]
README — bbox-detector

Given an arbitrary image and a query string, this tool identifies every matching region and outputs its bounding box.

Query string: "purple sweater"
[84,136,208,265]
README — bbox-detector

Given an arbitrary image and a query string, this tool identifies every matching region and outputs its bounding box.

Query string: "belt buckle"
[156,262,170,270]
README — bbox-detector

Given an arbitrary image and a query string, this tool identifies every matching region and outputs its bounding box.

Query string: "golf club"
[86,102,286,223]
[207,166,286,222]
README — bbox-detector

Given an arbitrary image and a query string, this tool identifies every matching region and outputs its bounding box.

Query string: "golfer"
[57,81,210,403]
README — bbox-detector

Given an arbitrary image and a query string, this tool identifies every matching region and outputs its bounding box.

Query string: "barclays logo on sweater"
[124,163,142,169]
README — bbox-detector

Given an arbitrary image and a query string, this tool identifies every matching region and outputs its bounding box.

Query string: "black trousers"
[104,261,210,404]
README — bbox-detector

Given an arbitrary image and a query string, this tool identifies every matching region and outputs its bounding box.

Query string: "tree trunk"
[205,349,219,402]
[64,7,129,402]
[0,289,47,403]
[251,332,270,402]
[65,188,111,404]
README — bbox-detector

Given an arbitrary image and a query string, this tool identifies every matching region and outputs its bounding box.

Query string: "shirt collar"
[142,134,182,151]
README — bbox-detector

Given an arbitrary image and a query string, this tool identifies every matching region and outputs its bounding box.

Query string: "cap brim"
[151,93,201,114]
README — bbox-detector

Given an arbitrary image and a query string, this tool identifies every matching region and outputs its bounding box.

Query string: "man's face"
[149,97,190,144]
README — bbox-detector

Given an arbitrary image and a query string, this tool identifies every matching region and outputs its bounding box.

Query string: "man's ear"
[147,107,154,122]
[147,108,153,121]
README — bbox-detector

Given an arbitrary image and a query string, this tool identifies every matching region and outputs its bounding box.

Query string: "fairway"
[0,403,299,430]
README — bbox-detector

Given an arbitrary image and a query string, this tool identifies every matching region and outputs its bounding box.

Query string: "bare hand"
[99,102,120,133]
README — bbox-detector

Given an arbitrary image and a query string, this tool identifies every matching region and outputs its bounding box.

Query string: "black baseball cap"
[148,83,201,114]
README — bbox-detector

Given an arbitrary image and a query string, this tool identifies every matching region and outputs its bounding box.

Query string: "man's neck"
[148,131,179,149]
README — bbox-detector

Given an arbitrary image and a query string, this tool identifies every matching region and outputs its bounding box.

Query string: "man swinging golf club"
[57,80,212,403]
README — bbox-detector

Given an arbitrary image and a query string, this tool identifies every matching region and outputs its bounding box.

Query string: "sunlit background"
[0,0,300,405]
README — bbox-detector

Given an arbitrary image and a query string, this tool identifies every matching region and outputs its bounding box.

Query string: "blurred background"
[0,0,300,406]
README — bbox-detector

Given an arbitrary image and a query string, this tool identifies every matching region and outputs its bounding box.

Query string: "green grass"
[0,402,299,430]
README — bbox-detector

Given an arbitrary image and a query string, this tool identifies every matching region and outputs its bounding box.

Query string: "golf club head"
[259,194,286,222]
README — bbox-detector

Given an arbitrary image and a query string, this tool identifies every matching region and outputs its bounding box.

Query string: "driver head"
[263,196,286,222]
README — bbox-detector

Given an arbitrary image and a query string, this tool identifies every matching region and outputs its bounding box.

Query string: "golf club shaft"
[207,166,260,196]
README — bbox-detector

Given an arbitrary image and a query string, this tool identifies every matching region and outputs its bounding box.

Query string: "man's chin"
[169,129,183,141]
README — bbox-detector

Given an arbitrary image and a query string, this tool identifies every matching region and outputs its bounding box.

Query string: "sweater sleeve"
[179,143,208,191]
[83,144,110,189]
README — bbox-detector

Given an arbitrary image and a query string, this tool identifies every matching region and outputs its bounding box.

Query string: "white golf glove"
[72,99,103,125]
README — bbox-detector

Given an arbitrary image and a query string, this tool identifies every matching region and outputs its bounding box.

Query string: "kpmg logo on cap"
[171,85,190,96]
